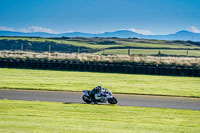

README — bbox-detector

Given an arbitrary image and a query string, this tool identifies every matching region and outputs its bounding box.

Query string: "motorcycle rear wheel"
[108,97,117,104]
[82,95,92,104]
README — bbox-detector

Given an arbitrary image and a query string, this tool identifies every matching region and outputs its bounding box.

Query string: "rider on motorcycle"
[89,86,107,104]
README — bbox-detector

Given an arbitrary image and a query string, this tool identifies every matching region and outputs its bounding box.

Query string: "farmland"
[1,68,200,97]
[1,37,200,56]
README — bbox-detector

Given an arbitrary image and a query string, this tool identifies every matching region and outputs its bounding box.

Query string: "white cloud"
[189,26,200,33]
[19,26,57,34]
[0,25,58,34]
[0,25,155,35]
[127,28,155,35]
[0,26,15,32]
[64,30,75,33]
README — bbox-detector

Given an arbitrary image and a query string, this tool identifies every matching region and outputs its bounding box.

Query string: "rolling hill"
[0,30,200,41]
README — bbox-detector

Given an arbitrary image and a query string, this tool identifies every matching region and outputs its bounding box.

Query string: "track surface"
[0,89,200,110]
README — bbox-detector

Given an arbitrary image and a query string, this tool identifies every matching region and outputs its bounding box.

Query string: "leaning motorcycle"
[82,90,117,104]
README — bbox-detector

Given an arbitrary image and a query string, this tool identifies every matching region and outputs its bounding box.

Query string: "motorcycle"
[82,90,117,104]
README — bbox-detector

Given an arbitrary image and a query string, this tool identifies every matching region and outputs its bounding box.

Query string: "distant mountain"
[98,30,141,38]
[59,30,142,38]
[0,30,200,41]
[0,31,56,37]
[147,30,200,41]
[60,32,95,38]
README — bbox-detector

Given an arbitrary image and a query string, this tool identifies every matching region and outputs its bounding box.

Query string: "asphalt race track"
[0,89,200,110]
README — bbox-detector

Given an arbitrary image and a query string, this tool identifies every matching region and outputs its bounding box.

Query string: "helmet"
[97,86,101,89]
[96,86,102,92]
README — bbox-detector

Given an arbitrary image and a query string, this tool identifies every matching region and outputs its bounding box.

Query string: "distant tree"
[172,40,186,44]
[158,50,161,56]
[186,40,200,46]
[98,41,117,45]
[61,36,70,39]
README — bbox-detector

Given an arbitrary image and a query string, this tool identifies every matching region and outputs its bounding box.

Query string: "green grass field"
[0,100,200,133]
[1,68,200,97]
[97,49,200,56]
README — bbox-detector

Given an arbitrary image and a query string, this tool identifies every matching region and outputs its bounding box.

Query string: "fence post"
[128,49,131,55]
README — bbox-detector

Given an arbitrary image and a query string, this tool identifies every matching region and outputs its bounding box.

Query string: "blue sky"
[0,0,200,35]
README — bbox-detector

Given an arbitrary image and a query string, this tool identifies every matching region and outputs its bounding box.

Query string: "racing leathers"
[89,87,108,103]
[89,87,99,103]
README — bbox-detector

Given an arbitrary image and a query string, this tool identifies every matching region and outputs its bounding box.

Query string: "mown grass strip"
[0,68,200,97]
[0,100,200,133]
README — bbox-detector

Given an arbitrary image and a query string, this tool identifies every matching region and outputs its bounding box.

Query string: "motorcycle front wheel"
[82,95,92,104]
[108,97,117,104]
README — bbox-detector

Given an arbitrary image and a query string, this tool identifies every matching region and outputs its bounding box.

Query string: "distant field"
[1,100,200,133]
[119,41,200,49]
[1,68,200,97]
[0,37,121,49]
[2,36,200,57]
[1,37,200,50]
[97,49,200,56]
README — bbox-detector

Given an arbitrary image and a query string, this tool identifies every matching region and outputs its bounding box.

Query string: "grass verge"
[0,100,200,133]
[0,68,200,97]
